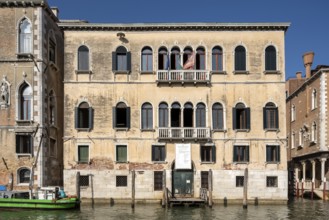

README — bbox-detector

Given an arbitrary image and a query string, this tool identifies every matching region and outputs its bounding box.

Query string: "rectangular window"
[152,145,166,162]
[200,145,216,162]
[154,171,163,191]
[233,145,249,162]
[79,175,89,187]
[116,145,127,162]
[266,176,278,187]
[49,39,56,63]
[116,176,128,187]
[201,171,209,189]
[16,134,33,154]
[236,176,244,187]
[266,145,280,163]
[78,145,89,163]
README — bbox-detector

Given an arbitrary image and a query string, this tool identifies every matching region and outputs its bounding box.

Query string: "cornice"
[0,0,45,7]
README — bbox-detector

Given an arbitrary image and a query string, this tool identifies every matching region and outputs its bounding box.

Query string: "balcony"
[157,70,210,84]
[158,127,211,140]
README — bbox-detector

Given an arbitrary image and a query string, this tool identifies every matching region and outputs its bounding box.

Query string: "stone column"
[311,160,316,182]
[321,158,327,182]
[301,161,306,182]
[295,167,300,182]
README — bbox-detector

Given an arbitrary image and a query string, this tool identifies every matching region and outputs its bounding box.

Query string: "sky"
[48,0,328,80]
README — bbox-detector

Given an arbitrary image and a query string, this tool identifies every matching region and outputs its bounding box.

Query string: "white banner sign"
[175,144,191,169]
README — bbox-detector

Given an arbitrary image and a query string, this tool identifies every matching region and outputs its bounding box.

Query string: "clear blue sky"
[48,0,328,79]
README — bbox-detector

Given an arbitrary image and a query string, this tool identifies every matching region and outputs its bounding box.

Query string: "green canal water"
[1,199,329,220]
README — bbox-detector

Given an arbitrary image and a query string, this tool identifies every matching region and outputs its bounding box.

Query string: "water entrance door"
[172,170,193,197]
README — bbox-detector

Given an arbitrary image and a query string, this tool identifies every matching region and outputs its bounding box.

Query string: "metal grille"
[236,176,244,187]
[79,175,89,187]
[154,171,163,191]
[201,171,209,189]
[267,176,278,187]
[116,176,127,187]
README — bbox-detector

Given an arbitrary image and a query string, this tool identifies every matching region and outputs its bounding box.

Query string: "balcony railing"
[157,70,210,84]
[158,127,211,140]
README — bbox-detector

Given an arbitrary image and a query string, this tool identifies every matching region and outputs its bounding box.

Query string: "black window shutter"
[75,107,79,129]
[112,52,117,71]
[88,107,93,130]
[200,145,203,161]
[232,108,237,130]
[151,146,155,161]
[246,108,250,130]
[246,146,250,162]
[275,107,279,129]
[263,107,267,129]
[266,145,270,162]
[277,146,280,162]
[126,52,131,72]
[16,135,19,153]
[126,107,131,129]
[112,107,117,128]
[233,146,237,161]
[212,145,216,163]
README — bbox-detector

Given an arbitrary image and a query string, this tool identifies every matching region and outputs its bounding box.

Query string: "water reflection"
[1,199,329,220]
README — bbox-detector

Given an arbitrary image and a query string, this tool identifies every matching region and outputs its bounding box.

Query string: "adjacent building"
[0,0,64,191]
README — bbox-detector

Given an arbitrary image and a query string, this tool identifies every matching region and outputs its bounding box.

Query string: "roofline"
[58,22,290,32]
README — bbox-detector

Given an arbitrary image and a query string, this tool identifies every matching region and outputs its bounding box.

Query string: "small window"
[152,145,166,162]
[299,129,303,147]
[78,45,90,71]
[266,145,280,163]
[113,102,130,129]
[263,102,278,130]
[112,46,131,72]
[234,46,246,71]
[266,176,278,187]
[291,105,296,122]
[311,122,317,143]
[200,145,216,163]
[236,176,244,187]
[212,103,224,130]
[19,18,32,54]
[141,47,153,72]
[265,46,277,71]
[18,168,30,184]
[49,38,56,63]
[201,171,209,189]
[212,46,223,72]
[78,145,89,163]
[141,103,153,130]
[116,176,128,187]
[116,145,127,162]
[311,89,317,110]
[291,132,295,149]
[233,145,249,162]
[154,171,163,191]
[75,102,93,130]
[233,103,250,130]
[19,83,32,121]
[49,91,56,125]
[79,175,89,187]
[16,134,33,154]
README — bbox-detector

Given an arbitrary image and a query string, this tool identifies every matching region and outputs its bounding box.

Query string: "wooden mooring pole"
[243,168,248,209]
[208,169,213,208]
[76,172,81,201]
[162,170,167,208]
[131,170,135,209]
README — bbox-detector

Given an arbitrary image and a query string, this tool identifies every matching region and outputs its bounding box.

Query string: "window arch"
[141,46,153,72]
[159,102,168,127]
[141,102,153,129]
[196,103,206,127]
[291,104,296,121]
[311,122,317,143]
[158,47,169,70]
[263,102,278,130]
[234,46,246,71]
[112,46,131,72]
[19,82,32,120]
[265,45,277,71]
[19,18,32,53]
[312,89,317,110]
[113,102,130,128]
[196,47,206,70]
[78,45,90,71]
[18,167,30,184]
[233,102,250,130]
[49,90,56,125]
[212,46,223,71]
[170,47,181,70]
[183,102,193,127]
[212,103,224,130]
[171,102,181,127]
[75,102,93,130]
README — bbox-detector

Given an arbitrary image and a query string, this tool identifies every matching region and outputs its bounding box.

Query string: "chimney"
[51,7,59,18]
[303,51,314,79]
[296,71,302,79]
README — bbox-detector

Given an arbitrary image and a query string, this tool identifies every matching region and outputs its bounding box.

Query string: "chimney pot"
[303,51,314,79]
[296,71,302,79]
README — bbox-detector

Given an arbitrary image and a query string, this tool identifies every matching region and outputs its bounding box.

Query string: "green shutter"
[112,52,117,71]
[75,107,78,129]
[126,107,131,129]
[212,145,216,163]
[232,108,236,130]
[112,107,116,128]
[126,52,131,72]
[263,107,267,129]
[246,108,250,130]
[88,107,93,130]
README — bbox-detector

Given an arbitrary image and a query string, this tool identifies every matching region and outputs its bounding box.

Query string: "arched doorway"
[171,160,195,198]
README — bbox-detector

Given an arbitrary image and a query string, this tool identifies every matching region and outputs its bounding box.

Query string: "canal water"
[1,199,329,220]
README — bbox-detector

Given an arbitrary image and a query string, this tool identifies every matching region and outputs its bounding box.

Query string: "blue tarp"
[0,185,7,191]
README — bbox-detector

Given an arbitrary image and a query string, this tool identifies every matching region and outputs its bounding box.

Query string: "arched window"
[78,45,90,71]
[75,102,93,130]
[141,47,153,72]
[49,91,56,125]
[112,46,131,72]
[183,102,193,127]
[233,103,250,130]
[171,102,181,127]
[196,47,206,70]
[18,168,30,184]
[212,46,223,71]
[141,103,153,129]
[311,122,317,143]
[19,18,32,53]
[158,47,169,70]
[291,105,296,121]
[49,31,56,63]
[291,132,295,149]
[196,103,206,127]
[113,102,130,128]
[212,103,223,130]
[299,129,303,147]
[19,83,32,120]
[312,89,317,110]
[265,46,277,71]
[170,47,181,70]
[234,46,246,71]
[183,47,195,70]
[159,102,168,127]
[263,102,278,130]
